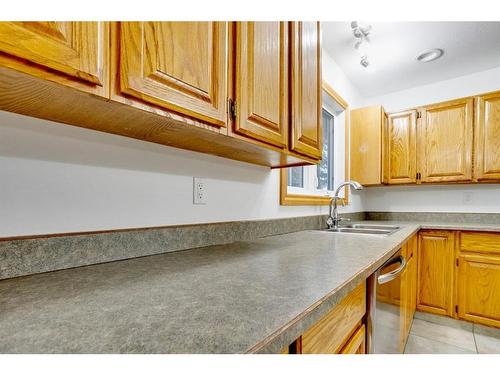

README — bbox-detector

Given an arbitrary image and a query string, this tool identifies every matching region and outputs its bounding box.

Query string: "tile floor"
[404,311,500,354]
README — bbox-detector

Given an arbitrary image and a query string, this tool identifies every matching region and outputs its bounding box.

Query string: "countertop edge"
[247,225,421,354]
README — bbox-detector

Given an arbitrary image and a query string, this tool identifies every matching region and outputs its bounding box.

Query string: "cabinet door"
[350,106,384,185]
[417,231,455,316]
[418,98,473,182]
[302,283,366,354]
[457,253,500,328]
[0,22,106,87]
[340,324,366,354]
[233,22,288,148]
[384,110,417,184]
[400,254,416,351]
[119,22,227,127]
[289,22,322,159]
[474,92,500,181]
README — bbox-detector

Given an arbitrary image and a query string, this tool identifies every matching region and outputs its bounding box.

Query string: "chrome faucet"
[326,181,363,229]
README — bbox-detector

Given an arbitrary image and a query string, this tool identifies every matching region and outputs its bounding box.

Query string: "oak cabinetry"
[418,98,474,183]
[339,324,366,354]
[118,22,228,128]
[400,235,417,350]
[350,105,385,185]
[289,22,322,159]
[457,232,500,328]
[0,21,108,96]
[233,22,288,147]
[300,282,366,354]
[474,91,500,181]
[383,110,417,184]
[417,230,455,316]
[0,21,323,168]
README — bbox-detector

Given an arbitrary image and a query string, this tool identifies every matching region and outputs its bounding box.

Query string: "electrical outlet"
[193,177,206,205]
[463,192,473,204]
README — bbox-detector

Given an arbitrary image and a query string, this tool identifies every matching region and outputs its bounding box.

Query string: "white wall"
[0,50,366,238]
[0,111,329,237]
[366,66,500,112]
[362,66,500,213]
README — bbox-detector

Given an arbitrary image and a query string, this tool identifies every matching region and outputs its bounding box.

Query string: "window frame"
[280,81,350,206]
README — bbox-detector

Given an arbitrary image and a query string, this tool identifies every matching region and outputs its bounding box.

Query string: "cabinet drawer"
[302,282,366,354]
[460,232,500,255]
[340,324,366,354]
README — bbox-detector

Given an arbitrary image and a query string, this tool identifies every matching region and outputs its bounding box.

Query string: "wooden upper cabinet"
[289,22,322,159]
[417,230,455,317]
[474,91,500,181]
[0,22,107,93]
[233,22,288,148]
[418,98,474,183]
[119,22,227,127]
[384,110,417,184]
[350,105,384,185]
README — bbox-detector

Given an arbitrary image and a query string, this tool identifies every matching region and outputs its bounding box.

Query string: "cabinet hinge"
[227,98,237,121]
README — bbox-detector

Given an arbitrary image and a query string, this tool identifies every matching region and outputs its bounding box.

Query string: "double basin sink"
[323,223,401,236]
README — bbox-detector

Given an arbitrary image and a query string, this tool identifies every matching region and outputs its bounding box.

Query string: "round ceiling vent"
[417,48,444,63]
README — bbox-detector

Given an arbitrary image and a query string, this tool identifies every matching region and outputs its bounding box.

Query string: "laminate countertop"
[1,220,499,353]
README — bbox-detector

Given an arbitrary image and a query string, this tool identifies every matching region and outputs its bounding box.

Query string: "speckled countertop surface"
[1,220,499,354]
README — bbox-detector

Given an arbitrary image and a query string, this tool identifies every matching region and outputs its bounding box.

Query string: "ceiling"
[322,22,500,97]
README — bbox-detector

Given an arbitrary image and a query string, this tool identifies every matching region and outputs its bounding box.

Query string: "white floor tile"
[410,318,476,352]
[404,334,476,354]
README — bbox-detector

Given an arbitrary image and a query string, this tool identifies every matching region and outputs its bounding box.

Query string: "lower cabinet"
[298,282,366,354]
[339,324,366,354]
[417,230,455,316]
[400,235,417,350]
[457,232,500,328]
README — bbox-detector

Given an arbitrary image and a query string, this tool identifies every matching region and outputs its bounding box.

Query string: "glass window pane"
[288,167,304,188]
[317,109,334,191]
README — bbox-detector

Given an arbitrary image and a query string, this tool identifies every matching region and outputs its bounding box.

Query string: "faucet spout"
[326,181,363,229]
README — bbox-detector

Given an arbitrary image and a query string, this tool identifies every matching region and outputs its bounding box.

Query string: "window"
[280,82,349,206]
[286,108,335,196]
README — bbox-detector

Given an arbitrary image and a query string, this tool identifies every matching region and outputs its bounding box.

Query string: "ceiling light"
[351,21,373,69]
[417,48,444,63]
[360,56,369,68]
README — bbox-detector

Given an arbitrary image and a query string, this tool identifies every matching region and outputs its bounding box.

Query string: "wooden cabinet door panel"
[385,110,417,184]
[417,231,455,316]
[418,98,473,182]
[350,106,384,185]
[457,254,500,328]
[290,22,322,159]
[302,283,366,354]
[119,22,227,127]
[475,92,500,181]
[340,324,366,354]
[234,22,288,147]
[460,231,500,255]
[0,22,105,86]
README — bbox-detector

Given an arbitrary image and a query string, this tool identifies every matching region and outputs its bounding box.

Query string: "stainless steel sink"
[322,224,401,236]
[341,224,401,231]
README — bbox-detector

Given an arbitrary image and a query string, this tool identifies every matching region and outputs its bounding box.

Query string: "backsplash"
[0,212,366,280]
[366,211,500,223]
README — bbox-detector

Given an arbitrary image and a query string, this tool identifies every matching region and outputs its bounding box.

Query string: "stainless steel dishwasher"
[366,250,407,354]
